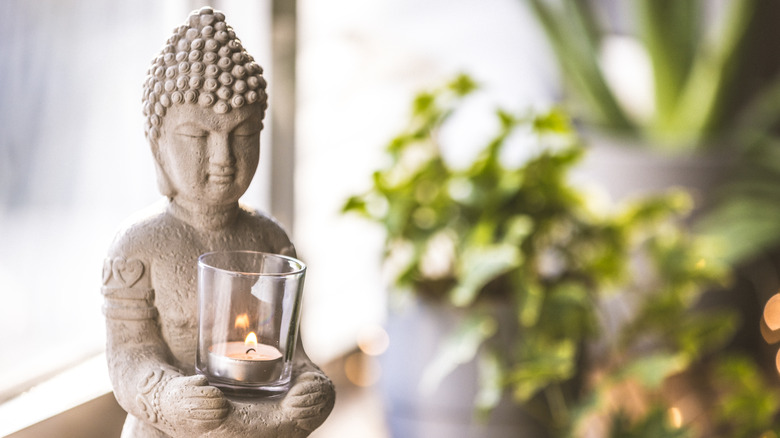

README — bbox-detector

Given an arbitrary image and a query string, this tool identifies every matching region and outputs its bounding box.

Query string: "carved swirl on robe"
[102,257,158,320]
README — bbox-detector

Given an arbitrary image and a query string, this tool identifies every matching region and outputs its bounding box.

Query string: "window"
[294,0,557,363]
[0,0,273,401]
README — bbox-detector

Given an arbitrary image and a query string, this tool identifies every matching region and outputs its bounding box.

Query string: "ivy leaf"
[616,353,689,389]
[510,338,576,401]
[519,282,545,328]
[450,243,523,307]
[342,195,367,215]
[504,215,534,246]
[420,314,497,395]
[475,350,504,418]
[540,281,596,338]
[448,73,479,96]
[497,108,516,130]
[533,107,572,134]
[412,92,436,116]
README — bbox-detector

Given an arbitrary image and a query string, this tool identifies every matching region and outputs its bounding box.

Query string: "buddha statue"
[101,7,335,437]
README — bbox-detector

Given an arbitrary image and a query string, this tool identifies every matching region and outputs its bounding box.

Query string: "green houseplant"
[344,75,779,437]
[527,0,780,266]
[527,0,780,149]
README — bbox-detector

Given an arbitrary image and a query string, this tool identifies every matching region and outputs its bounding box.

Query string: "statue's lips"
[209,169,236,184]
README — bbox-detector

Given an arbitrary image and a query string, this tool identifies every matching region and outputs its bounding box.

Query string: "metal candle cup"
[207,341,284,382]
[196,251,306,397]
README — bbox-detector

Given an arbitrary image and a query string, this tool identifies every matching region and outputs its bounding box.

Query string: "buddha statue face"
[155,101,262,207]
[142,7,268,204]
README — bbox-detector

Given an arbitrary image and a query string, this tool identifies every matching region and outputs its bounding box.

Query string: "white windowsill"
[0,353,114,437]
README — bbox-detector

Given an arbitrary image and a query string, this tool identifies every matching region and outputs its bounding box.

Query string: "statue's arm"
[102,250,228,436]
[278,236,336,434]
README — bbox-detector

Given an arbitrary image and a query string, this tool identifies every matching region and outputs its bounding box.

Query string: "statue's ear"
[150,138,176,199]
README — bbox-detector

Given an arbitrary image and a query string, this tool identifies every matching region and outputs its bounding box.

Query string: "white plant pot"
[378,298,549,438]
[571,138,734,211]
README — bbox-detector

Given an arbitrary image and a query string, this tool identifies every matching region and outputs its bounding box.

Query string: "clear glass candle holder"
[196,251,306,397]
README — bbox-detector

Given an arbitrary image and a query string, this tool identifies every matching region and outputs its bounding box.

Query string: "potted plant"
[343,75,776,437]
[526,0,780,257]
[529,1,780,372]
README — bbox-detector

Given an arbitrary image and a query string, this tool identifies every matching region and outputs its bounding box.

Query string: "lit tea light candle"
[197,251,307,395]
[208,332,284,382]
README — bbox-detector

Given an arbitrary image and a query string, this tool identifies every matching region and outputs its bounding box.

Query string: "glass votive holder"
[196,250,306,397]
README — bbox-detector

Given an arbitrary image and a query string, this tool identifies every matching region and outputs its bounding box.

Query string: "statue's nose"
[210,134,236,166]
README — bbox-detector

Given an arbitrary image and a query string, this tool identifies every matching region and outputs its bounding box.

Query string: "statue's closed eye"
[176,130,208,139]
[233,130,259,139]
[173,122,209,139]
[232,120,260,139]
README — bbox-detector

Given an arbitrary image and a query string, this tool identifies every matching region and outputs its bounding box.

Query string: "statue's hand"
[203,370,335,437]
[281,371,336,433]
[159,375,230,434]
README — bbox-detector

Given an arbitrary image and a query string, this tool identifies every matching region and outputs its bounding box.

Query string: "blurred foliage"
[528,0,780,149]
[712,355,780,438]
[343,75,780,436]
[529,0,780,280]
[608,408,692,438]
[696,132,780,265]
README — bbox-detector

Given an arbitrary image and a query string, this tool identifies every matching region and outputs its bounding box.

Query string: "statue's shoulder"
[106,200,170,259]
[238,203,296,256]
[103,201,171,290]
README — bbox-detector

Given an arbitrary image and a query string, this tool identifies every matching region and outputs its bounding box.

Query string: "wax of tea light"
[208,332,284,382]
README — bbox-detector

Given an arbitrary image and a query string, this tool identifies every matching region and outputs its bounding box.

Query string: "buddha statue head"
[142,7,268,204]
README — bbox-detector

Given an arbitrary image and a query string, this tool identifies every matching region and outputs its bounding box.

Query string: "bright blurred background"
[4,0,780,437]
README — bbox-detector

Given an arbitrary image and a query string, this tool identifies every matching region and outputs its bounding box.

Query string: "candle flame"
[245,332,258,347]
[234,313,250,330]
